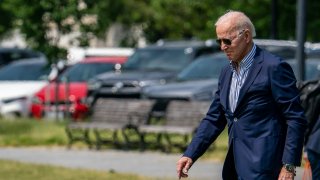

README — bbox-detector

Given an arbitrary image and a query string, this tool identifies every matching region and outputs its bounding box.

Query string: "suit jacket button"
[234,118,238,122]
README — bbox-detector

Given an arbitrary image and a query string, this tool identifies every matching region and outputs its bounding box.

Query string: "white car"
[0,58,51,118]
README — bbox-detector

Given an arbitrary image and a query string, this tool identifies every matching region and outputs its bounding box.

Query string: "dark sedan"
[0,47,45,68]
[142,53,320,114]
[142,52,229,113]
[86,39,220,105]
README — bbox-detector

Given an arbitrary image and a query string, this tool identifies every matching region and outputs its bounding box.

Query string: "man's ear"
[245,31,252,43]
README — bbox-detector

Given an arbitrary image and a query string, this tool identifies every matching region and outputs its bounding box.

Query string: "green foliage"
[0,2,14,38]
[0,0,98,61]
[0,0,319,59]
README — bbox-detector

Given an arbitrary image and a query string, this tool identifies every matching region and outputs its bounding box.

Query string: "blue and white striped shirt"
[229,44,256,112]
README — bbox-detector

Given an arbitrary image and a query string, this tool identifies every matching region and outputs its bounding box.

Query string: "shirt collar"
[229,44,256,72]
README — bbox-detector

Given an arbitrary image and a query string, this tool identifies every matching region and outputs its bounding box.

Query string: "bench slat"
[66,98,155,149]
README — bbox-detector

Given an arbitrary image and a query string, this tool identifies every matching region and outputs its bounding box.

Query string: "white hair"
[215,10,256,37]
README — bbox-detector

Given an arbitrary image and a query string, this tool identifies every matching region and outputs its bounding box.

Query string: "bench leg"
[65,128,74,149]
[157,133,167,152]
[163,133,172,153]
[93,129,102,150]
[65,128,92,149]
[112,130,121,148]
[84,129,92,149]
[139,132,146,152]
[122,127,133,150]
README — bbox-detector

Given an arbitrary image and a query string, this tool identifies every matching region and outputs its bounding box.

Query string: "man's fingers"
[176,160,184,179]
[176,157,193,179]
[183,168,188,174]
[183,158,192,173]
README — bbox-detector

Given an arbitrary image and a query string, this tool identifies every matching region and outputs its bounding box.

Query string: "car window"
[306,49,320,59]
[0,49,42,67]
[0,62,50,81]
[177,53,229,81]
[0,52,23,66]
[58,62,115,82]
[259,46,296,60]
[287,59,320,80]
[123,48,193,72]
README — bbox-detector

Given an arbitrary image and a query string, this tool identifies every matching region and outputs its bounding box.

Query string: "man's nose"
[220,43,228,50]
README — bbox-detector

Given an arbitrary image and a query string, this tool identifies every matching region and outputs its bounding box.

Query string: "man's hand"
[176,156,193,179]
[278,167,295,180]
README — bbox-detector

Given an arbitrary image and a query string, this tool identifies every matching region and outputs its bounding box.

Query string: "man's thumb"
[183,159,192,173]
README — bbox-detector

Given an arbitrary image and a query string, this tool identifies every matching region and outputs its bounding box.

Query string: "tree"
[0,1,15,39]
[0,0,319,62]
[1,0,100,63]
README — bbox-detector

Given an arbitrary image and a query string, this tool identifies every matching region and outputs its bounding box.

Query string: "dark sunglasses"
[216,38,233,46]
[216,30,245,46]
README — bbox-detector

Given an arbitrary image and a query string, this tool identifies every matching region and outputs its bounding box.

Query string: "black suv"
[253,39,318,59]
[0,47,44,68]
[86,39,220,104]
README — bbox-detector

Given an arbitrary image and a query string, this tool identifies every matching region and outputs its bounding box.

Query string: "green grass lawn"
[0,117,228,161]
[0,118,67,147]
[0,159,157,180]
[0,117,228,179]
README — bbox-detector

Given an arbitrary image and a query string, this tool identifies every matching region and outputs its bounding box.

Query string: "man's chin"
[226,54,233,60]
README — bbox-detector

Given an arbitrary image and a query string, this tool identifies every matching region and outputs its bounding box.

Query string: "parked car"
[253,39,315,60]
[142,53,320,115]
[142,52,228,113]
[67,47,134,64]
[307,43,320,59]
[30,56,128,120]
[0,58,51,118]
[287,58,320,80]
[86,39,220,105]
[0,47,45,68]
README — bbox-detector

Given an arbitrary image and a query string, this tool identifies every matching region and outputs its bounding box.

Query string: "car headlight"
[138,79,166,87]
[192,91,213,101]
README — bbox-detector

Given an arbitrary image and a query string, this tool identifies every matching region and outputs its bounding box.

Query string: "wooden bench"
[65,98,155,149]
[138,100,211,152]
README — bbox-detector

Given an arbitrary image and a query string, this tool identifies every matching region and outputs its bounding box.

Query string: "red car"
[31,56,128,121]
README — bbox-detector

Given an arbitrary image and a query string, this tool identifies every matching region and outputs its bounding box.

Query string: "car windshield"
[122,48,193,72]
[260,46,296,60]
[287,59,320,80]
[0,61,49,81]
[176,53,229,81]
[58,62,116,82]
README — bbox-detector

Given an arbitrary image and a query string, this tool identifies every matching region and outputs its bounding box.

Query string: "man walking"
[177,10,307,180]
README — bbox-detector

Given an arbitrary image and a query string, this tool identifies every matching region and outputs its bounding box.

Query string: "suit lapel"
[220,67,233,111]
[234,47,263,114]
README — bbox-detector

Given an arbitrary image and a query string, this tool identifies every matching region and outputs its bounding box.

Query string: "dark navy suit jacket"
[183,47,307,180]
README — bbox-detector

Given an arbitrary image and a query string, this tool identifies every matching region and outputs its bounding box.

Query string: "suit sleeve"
[183,68,227,162]
[270,61,307,166]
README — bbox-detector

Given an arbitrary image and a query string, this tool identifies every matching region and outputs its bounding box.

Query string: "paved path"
[0,147,304,180]
[0,147,222,180]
